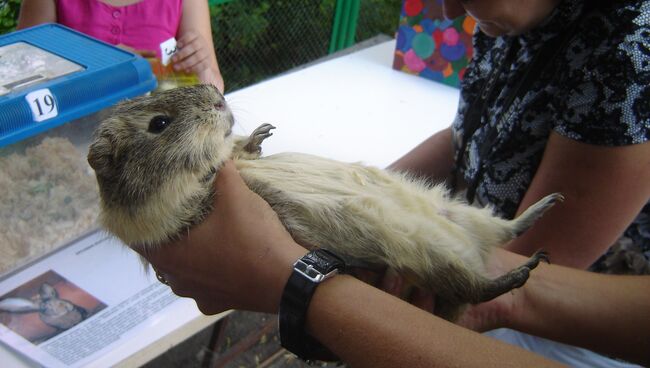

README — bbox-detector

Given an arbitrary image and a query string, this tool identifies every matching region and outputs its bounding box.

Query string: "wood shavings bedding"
[0,137,99,274]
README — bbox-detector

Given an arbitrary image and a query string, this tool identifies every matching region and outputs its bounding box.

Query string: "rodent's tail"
[510,193,564,237]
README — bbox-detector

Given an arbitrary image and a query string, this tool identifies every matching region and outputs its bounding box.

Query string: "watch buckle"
[294,260,338,282]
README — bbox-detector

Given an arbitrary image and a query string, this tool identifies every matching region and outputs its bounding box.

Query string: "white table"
[0,39,459,368]
[228,39,460,168]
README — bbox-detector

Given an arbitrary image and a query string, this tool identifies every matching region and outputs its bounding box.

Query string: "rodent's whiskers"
[225,96,257,132]
[224,96,248,116]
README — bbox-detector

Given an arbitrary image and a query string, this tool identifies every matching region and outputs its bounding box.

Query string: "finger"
[350,267,384,286]
[175,31,199,49]
[167,284,194,298]
[150,266,206,299]
[132,240,191,275]
[456,308,478,330]
[155,270,170,286]
[380,268,404,296]
[170,45,196,64]
[172,33,200,61]
[195,299,229,315]
[174,50,209,73]
[214,160,247,193]
[409,288,435,314]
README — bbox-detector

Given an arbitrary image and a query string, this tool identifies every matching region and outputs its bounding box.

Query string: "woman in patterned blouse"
[390,0,650,275]
[389,0,649,364]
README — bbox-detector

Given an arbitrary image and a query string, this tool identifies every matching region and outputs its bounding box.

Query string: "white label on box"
[160,37,178,66]
[25,88,58,122]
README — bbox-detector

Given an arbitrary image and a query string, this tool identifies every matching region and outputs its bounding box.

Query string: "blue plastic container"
[0,24,157,148]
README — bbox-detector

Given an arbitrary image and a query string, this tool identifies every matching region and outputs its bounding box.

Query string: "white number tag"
[160,37,178,66]
[26,88,58,122]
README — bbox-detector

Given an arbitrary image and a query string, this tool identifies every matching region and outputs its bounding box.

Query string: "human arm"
[173,0,225,93]
[459,249,650,366]
[307,273,560,368]
[16,0,56,29]
[136,161,560,367]
[387,126,456,184]
[506,133,650,268]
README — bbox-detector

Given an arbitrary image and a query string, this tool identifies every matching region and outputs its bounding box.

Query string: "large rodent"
[88,84,561,321]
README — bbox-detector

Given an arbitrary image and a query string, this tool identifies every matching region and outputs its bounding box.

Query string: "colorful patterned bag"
[393,0,475,88]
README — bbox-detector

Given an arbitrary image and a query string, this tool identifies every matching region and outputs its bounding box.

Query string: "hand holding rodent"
[456,248,534,332]
[134,160,307,315]
[382,248,532,329]
[172,31,225,93]
[136,162,431,315]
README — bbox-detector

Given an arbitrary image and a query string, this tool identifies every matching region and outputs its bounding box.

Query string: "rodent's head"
[87,84,234,245]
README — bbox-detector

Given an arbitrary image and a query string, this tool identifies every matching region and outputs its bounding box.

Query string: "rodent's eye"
[148,115,172,134]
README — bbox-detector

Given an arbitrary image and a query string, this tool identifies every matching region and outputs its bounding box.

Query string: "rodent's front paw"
[244,123,276,154]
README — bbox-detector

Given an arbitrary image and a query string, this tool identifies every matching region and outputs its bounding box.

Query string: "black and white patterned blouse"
[451,0,650,274]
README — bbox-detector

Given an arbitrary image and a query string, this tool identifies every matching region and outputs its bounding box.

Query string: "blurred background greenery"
[0,0,21,34]
[1,0,402,92]
[210,0,401,91]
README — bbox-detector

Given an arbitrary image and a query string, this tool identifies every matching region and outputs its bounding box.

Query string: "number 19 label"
[26,89,58,122]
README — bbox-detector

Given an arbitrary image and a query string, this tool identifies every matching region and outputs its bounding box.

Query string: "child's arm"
[17,0,57,29]
[174,0,225,93]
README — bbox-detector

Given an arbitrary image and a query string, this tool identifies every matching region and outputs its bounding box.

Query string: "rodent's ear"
[87,135,115,178]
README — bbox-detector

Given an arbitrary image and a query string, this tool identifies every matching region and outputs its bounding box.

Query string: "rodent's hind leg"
[473,249,549,304]
[434,250,548,321]
[232,123,276,160]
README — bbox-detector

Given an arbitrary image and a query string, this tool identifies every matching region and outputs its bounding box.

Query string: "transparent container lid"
[0,42,84,96]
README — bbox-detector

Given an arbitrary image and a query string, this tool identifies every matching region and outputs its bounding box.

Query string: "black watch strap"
[279,248,346,362]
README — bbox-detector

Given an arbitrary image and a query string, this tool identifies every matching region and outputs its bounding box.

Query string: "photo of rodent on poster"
[0,270,106,344]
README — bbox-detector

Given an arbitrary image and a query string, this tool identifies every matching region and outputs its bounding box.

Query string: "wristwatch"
[279,248,346,361]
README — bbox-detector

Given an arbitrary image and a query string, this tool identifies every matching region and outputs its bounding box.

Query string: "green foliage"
[0,0,21,35]
[357,0,402,40]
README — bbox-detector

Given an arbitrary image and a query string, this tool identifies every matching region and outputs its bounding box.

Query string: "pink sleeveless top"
[56,0,183,59]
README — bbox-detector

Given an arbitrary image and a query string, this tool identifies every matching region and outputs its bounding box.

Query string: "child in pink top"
[17,0,225,93]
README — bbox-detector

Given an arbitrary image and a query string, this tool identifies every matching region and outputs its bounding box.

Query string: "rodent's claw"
[243,124,276,154]
[253,123,276,136]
